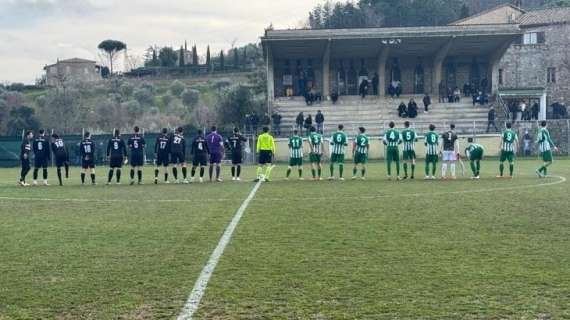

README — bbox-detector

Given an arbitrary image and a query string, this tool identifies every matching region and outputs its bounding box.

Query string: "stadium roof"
[518,7,570,27]
[261,24,521,59]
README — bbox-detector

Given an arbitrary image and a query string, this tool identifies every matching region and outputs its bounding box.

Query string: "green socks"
[499,163,504,176]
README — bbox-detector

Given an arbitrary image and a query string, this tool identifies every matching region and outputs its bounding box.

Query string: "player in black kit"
[154,128,171,184]
[128,126,146,185]
[170,127,188,184]
[79,131,96,185]
[190,130,209,183]
[19,131,33,186]
[51,133,70,186]
[32,129,51,186]
[106,129,128,185]
[225,127,248,181]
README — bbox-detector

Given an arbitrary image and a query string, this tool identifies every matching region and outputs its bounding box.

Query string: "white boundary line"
[0,176,566,204]
[177,180,263,320]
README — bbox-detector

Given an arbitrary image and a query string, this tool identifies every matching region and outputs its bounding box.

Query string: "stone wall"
[499,23,570,106]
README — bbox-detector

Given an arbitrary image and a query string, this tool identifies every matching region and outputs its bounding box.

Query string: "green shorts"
[542,150,553,162]
[289,157,303,167]
[354,152,368,164]
[309,153,322,163]
[386,147,399,162]
[403,150,416,161]
[426,154,438,163]
[500,151,515,163]
[469,150,483,161]
[330,153,345,164]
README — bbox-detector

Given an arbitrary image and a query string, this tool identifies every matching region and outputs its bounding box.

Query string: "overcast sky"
[0,0,323,84]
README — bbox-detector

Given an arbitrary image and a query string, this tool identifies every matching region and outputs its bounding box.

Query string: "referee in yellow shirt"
[255,126,276,182]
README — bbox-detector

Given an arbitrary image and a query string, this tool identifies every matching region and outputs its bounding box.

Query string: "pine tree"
[233,48,239,69]
[220,50,225,71]
[206,45,211,72]
[460,3,470,19]
[179,45,185,67]
[192,45,198,66]
[242,47,247,67]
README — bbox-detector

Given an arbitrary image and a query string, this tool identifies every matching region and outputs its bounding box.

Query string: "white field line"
[0,176,566,204]
[252,175,568,203]
[177,180,263,320]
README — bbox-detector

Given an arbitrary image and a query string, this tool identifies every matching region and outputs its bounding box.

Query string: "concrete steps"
[274,95,490,135]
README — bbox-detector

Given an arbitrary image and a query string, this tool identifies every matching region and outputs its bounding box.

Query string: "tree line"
[307,0,569,29]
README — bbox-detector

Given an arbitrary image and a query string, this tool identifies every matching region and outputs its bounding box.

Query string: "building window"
[498,69,504,85]
[523,32,545,45]
[547,67,556,83]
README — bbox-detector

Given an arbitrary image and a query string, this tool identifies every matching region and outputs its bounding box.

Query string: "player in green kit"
[465,137,484,179]
[401,121,417,179]
[498,122,518,178]
[424,124,439,180]
[352,127,369,180]
[286,130,304,180]
[383,121,402,180]
[536,120,559,178]
[307,126,324,181]
[329,124,348,180]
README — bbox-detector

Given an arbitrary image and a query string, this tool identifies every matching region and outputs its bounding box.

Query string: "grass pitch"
[0,159,569,319]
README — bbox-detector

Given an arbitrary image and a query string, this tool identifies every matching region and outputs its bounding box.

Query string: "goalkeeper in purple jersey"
[206,126,224,182]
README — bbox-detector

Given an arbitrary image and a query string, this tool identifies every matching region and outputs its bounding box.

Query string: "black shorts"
[192,154,208,167]
[55,155,69,167]
[110,156,124,168]
[231,151,243,165]
[258,150,273,165]
[156,153,170,166]
[130,154,144,167]
[21,158,30,170]
[34,157,49,168]
[82,158,95,169]
[171,152,186,165]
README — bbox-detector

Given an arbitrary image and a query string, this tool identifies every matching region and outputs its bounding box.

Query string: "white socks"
[441,163,448,177]
[450,163,456,177]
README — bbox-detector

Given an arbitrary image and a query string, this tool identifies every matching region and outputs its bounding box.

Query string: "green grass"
[1,160,569,319]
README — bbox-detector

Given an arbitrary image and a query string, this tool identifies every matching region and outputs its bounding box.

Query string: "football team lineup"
[14,120,562,186]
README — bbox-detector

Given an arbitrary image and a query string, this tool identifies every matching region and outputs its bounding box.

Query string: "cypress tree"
[179,45,185,67]
[206,45,211,72]
[233,48,239,69]
[220,50,225,71]
[192,45,198,66]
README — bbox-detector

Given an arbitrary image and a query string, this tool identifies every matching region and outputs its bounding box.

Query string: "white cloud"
[0,0,324,83]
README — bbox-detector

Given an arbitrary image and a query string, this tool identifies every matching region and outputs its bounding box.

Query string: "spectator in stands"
[372,73,379,96]
[310,86,322,104]
[423,93,431,113]
[453,87,461,102]
[286,86,294,98]
[522,105,532,121]
[523,129,533,156]
[250,112,259,134]
[552,102,568,119]
[331,91,339,104]
[472,91,478,106]
[305,90,313,106]
[395,80,402,97]
[481,78,488,93]
[407,99,418,119]
[486,107,498,133]
[398,102,408,118]
[315,110,325,134]
[463,82,471,97]
[447,88,454,103]
[439,81,446,103]
[271,112,282,136]
[304,114,313,136]
[508,102,517,122]
[518,101,526,121]
[296,112,304,135]
[530,102,538,119]
[359,79,369,99]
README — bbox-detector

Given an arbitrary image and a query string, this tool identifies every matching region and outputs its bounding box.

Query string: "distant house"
[44,58,103,86]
